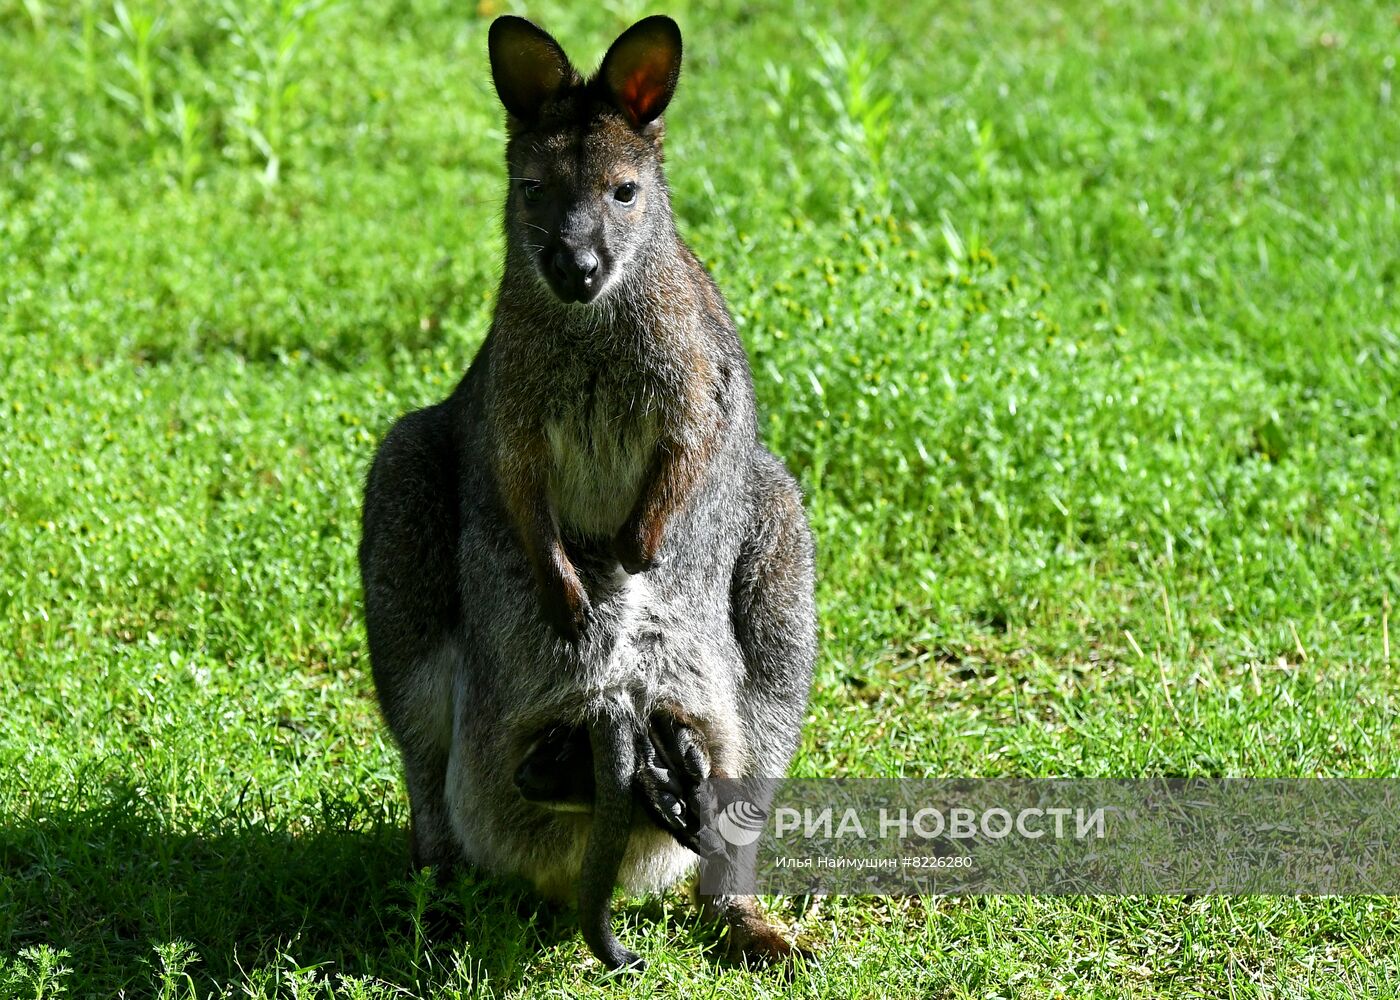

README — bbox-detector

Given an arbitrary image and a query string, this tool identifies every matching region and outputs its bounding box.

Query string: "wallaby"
[359,13,816,971]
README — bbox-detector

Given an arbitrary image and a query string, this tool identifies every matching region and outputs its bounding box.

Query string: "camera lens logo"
[713,799,766,847]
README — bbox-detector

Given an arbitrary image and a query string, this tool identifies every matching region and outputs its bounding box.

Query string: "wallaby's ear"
[489,16,576,123]
[597,15,682,129]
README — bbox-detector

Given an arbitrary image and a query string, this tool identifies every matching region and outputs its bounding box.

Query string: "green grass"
[2,0,1399,996]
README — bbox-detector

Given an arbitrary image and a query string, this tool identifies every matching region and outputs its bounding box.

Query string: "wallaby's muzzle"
[549,245,603,303]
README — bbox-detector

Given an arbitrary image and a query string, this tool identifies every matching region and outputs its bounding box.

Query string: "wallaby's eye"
[613,182,638,205]
[522,180,544,204]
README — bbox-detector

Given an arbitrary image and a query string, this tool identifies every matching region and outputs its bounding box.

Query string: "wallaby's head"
[488,15,683,305]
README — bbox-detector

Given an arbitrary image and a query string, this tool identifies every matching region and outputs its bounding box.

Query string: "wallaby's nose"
[551,248,600,298]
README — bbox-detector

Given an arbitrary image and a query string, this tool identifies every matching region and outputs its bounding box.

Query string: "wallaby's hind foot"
[702,895,809,968]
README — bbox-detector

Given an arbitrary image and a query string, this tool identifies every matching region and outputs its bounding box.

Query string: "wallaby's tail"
[579,710,644,971]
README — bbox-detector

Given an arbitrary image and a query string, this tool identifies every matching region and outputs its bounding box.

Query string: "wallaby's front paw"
[612,523,661,575]
[541,574,592,642]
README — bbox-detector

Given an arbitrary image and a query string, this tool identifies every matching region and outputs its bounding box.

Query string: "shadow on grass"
[0,785,579,995]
